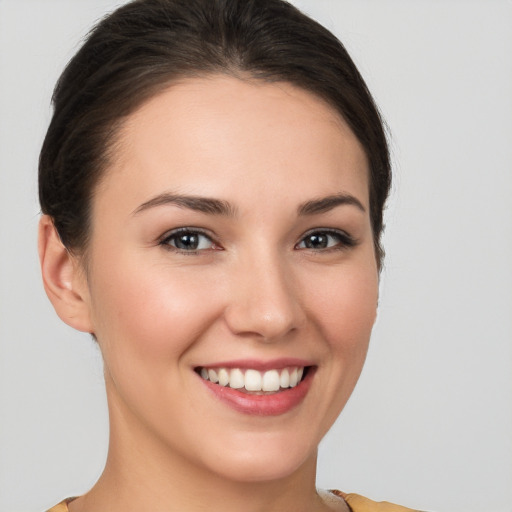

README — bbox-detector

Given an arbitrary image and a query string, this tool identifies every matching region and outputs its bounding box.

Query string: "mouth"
[194,364,315,416]
[195,366,309,394]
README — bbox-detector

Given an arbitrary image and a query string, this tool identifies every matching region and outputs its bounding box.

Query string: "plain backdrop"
[1,1,511,511]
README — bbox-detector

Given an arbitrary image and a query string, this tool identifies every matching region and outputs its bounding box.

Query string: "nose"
[223,251,306,342]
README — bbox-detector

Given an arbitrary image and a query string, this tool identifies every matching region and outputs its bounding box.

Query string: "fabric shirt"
[332,490,423,511]
[46,492,422,512]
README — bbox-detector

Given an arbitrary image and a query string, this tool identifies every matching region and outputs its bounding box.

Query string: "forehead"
[98,75,369,213]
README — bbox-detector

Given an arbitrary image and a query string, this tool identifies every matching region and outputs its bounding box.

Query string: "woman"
[38,0,418,510]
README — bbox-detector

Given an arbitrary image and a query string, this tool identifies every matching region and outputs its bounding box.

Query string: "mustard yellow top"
[332,491,423,511]
[46,492,422,512]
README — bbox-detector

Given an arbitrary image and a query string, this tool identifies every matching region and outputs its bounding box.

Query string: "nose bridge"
[224,245,304,340]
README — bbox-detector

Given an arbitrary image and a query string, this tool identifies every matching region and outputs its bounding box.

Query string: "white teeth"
[229,368,245,389]
[289,367,298,387]
[199,366,307,392]
[244,369,262,391]
[262,369,280,392]
[279,368,290,388]
[208,369,219,383]
[218,368,229,386]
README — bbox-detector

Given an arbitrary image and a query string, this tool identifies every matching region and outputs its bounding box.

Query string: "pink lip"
[197,365,316,416]
[196,358,314,371]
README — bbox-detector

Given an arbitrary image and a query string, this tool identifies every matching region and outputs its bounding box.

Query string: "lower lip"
[199,368,315,416]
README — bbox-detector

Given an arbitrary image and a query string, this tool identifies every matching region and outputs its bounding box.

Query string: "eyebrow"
[132,193,237,217]
[132,191,365,217]
[298,193,366,215]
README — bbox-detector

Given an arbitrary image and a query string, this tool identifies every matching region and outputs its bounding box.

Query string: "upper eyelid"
[299,227,354,240]
[301,227,348,235]
[159,226,215,242]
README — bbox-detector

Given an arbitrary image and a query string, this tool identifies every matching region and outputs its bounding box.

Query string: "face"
[81,75,378,482]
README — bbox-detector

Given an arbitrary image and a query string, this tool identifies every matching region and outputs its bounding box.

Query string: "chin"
[196,431,318,484]
[211,456,312,484]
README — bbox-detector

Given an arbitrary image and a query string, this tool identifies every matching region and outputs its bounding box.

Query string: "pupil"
[176,233,198,250]
[306,234,327,249]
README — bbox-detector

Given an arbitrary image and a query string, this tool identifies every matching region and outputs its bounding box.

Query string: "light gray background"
[1,1,511,511]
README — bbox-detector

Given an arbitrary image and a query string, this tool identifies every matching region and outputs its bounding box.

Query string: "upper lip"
[195,358,315,371]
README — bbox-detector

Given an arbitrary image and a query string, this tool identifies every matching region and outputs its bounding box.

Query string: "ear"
[38,215,94,333]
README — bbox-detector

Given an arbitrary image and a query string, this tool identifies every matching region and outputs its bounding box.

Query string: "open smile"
[197,366,307,393]
[195,364,315,415]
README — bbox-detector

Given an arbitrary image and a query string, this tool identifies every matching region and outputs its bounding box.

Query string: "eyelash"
[295,229,357,252]
[159,227,357,254]
[159,227,218,254]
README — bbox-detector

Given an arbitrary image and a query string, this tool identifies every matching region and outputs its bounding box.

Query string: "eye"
[296,229,356,251]
[160,228,217,252]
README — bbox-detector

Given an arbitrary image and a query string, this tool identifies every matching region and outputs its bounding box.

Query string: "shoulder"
[330,490,426,512]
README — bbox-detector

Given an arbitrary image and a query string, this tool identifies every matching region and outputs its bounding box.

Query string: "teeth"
[289,367,298,387]
[229,368,244,389]
[262,369,280,392]
[244,369,262,391]
[218,368,229,387]
[280,368,290,388]
[199,366,306,392]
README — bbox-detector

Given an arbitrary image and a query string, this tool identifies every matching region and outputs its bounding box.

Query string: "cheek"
[87,255,224,365]
[307,262,378,352]
[293,258,378,438]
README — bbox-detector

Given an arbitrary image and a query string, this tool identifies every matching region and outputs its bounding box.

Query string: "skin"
[39,75,379,512]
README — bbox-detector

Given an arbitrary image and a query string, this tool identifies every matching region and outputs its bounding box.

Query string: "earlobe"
[38,215,94,333]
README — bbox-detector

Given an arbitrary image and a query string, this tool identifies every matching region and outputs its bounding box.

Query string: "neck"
[69,383,336,512]
[86,456,322,512]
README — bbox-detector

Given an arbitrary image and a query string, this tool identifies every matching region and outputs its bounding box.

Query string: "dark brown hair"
[39,0,391,264]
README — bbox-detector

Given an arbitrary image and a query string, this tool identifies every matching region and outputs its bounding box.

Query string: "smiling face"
[79,75,378,483]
